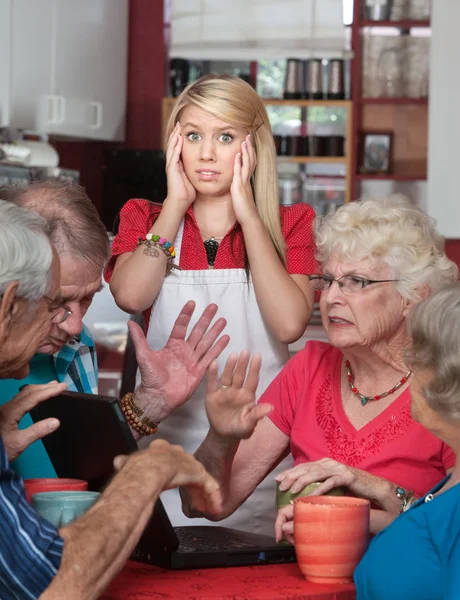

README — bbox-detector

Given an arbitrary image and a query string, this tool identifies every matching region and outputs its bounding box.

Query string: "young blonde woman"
[105,74,317,534]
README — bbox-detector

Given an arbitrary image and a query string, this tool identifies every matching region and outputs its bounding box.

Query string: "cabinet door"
[9,0,55,131]
[85,0,128,141]
[51,0,128,140]
[0,0,12,127]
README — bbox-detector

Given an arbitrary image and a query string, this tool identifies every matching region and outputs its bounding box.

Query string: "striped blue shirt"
[0,437,63,599]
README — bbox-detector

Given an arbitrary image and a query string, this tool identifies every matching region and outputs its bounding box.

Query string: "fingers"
[244,353,261,396]
[275,504,294,543]
[168,301,196,342]
[207,360,219,394]
[10,382,67,421]
[196,333,230,374]
[113,455,130,472]
[219,353,239,387]
[241,139,251,182]
[231,351,251,389]
[242,403,272,435]
[128,320,151,366]
[233,152,242,182]
[186,303,218,350]
[246,134,257,171]
[15,419,60,455]
[193,317,227,358]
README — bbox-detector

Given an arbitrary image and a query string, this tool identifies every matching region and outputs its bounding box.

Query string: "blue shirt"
[0,325,98,478]
[354,475,460,600]
[0,436,63,599]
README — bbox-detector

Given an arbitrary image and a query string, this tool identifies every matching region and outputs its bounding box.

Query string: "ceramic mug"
[31,491,100,527]
[24,478,88,503]
[294,495,370,584]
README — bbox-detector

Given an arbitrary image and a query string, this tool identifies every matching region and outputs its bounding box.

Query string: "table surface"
[101,561,356,600]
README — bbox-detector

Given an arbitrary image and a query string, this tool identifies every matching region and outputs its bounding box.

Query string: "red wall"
[53,0,166,212]
[445,240,460,271]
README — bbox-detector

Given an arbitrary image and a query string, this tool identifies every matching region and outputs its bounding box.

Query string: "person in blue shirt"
[0,180,230,478]
[355,282,460,600]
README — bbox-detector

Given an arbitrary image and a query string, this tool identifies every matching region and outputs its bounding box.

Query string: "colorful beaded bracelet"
[120,392,158,437]
[136,234,181,275]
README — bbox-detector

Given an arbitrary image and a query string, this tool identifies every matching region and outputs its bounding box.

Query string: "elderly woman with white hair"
[182,196,458,536]
[355,282,460,599]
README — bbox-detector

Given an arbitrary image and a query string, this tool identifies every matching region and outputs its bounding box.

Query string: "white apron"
[139,222,293,535]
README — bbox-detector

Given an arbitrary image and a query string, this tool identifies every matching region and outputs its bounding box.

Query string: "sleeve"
[440,499,460,599]
[258,347,308,436]
[280,204,319,275]
[104,198,162,283]
[0,440,63,599]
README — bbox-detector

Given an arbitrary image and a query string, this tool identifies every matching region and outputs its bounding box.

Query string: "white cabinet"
[9,0,128,141]
[0,0,12,127]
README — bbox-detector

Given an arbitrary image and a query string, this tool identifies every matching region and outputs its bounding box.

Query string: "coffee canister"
[304,59,323,100]
[284,58,304,100]
[327,59,345,100]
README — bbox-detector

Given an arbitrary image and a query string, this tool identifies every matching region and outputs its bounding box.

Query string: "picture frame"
[360,132,393,174]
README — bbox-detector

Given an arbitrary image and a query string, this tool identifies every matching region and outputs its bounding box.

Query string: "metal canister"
[304,59,323,100]
[327,59,345,100]
[284,58,303,100]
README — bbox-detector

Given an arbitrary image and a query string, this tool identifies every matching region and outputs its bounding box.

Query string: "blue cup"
[31,491,101,527]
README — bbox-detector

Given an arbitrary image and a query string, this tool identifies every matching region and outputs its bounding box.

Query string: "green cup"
[32,491,100,527]
[276,481,347,510]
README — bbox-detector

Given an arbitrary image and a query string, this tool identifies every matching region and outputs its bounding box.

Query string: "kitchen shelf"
[356,173,427,181]
[278,156,346,164]
[360,20,430,28]
[162,97,351,110]
[360,97,428,105]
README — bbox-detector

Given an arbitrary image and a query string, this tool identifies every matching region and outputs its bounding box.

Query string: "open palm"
[130,301,229,420]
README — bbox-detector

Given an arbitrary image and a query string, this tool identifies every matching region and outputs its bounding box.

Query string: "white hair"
[0,200,53,302]
[315,195,458,302]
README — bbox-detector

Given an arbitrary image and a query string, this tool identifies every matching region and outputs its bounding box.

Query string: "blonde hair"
[315,195,458,302]
[165,74,285,262]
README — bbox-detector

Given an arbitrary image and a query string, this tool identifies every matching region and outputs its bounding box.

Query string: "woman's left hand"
[230,134,259,225]
[275,458,392,504]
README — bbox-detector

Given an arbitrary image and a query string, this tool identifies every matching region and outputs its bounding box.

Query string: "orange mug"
[294,495,370,584]
[24,478,88,504]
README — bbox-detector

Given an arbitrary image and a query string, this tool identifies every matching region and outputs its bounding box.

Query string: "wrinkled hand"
[114,439,222,516]
[132,301,230,422]
[230,134,259,225]
[0,382,66,462]
[165,122,196,208]
[205,351,272,440]
[275,503,295,544]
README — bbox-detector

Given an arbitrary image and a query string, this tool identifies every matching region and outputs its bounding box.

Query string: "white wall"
[427,1,460,237]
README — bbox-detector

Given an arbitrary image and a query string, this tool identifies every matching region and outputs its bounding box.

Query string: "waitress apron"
[140,222,293,535]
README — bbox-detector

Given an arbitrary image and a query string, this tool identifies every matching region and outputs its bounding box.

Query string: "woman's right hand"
[165,122,196,208]
[205,351,273,440]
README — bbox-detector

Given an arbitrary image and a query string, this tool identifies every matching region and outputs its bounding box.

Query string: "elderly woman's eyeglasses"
[308,274,400,295]
[44,296,72,324]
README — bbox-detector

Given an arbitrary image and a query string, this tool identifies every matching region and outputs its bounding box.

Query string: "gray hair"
[315,195,458,302]
[0,200,53,302]
[0,180,110,269]
[406,283,460,420]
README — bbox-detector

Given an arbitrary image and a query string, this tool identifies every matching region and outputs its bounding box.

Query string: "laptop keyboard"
[175,527,263,553]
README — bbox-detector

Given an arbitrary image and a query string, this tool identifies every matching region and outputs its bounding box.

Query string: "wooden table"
[101,561,356,600]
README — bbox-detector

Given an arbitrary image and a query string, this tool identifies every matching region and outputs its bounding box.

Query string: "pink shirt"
[259,341,455,498]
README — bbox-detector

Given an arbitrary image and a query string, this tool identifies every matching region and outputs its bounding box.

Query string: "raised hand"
[132,301,230,423]
[205,351,272,440]
[230,134,259,225]
[0,382,66,461]
[165,122,196,208]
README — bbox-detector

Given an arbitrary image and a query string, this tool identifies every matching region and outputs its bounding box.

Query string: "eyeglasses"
[44,296,72,324]
[308,274,400,295]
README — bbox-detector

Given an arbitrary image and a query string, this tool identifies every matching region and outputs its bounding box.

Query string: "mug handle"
[59,507,76,527]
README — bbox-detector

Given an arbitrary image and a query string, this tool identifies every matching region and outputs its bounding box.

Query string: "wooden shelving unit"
[162,98,354,202]
[350,2,430,198]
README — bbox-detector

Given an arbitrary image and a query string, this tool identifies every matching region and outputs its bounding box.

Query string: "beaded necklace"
[345,359,412,406]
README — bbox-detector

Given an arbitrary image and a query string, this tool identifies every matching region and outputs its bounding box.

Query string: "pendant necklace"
[345,359,412,406]
[201,233,224,267]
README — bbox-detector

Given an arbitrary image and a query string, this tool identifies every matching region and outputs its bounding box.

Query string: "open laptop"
[30,390,296,569]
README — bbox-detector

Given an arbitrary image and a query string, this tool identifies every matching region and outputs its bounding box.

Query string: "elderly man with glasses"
[0,180,229,479]
[0,202,223,599]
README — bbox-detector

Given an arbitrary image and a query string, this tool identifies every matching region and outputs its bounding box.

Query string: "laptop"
[30,390,296,569]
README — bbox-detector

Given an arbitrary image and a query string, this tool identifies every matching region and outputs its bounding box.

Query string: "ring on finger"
[218,383,230,390]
